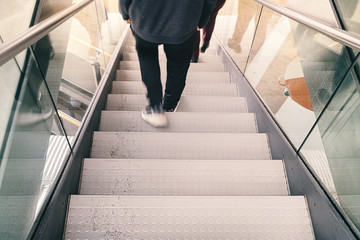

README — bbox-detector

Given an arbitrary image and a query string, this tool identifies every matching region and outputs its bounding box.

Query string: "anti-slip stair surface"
[111,81,239,96]
[116,69,230,83]
[64,34,315,240]
[106,94,248,112]
[99,111,257,133]
[65,196,314,240]
[80,159,289,196]
[91,132,271,160]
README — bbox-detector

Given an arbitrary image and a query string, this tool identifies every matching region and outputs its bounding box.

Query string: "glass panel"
[102,0,126,45]
[270,0,287,6]
[43,0,110,143]
[333,0,360,36]
[0,50,70,239]
[301,66,360,234]
[1,1,126,238]
[215,0,263,72]
[37,1,73,22]
[285,0,338,25]
[291,22,352,117]
[244,8,311,147]
[0,53,23,156]
[0,0,37,43]
[67,0,108,69]
[216,0,360,236]
[243,8,352,148]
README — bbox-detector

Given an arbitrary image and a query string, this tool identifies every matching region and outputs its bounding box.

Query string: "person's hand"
[126,19,131,24]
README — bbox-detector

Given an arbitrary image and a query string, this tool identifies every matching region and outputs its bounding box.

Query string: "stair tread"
[120,61,225,72]
[123,52,220,63]
[83,158,284,169]
[80,159,289,196]
[69,195,307,207]
[65,196,314,239]
[111,81,238,96]
[125,45,217,55]
[116,69,230,83]
[106,94,248,112]
[100,111,257,133]
[91,132,271,160]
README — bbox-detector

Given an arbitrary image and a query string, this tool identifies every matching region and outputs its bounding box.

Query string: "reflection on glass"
[0,54,23,156]
[334,0,360,36]
[216,0,360,235]
[301,68,360,232]
[55,0,124,140]
[215,0,263,71]
[0,0,37,43]
[243,8,312,147]
[291,23,351,118]
[46,0,108,140]
[228,0,262,56]
[0,50,69,239]
[67,0,108,70]
[0,0,124,238]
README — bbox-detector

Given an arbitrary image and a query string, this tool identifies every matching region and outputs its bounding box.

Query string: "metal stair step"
[116,69,230,83]
[120,61,224,72]
[123,52,220,63]
[106,94,248,112]
[111,81,238,96]
[80,159,289,196]
[99,111,257,133]
[91,132,271,160]
[124,45,218,55]
[65,195,314,240]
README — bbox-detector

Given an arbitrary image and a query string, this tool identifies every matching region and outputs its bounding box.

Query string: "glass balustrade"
[0,49,66,239]
[0,0,125,238]
[216,0,360,236]
[0,0,38,44]
[1,0,359,238]
[301,64,360,231]
[333,0,360,36]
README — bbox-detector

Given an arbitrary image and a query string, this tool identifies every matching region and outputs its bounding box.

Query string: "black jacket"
[119,0,216,44]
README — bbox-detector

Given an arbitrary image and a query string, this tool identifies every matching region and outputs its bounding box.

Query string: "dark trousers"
[133,31,196,109]
[192,0,226,58]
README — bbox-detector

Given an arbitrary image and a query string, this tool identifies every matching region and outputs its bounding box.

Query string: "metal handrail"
[0,0,94,66]
[254,0,360,51]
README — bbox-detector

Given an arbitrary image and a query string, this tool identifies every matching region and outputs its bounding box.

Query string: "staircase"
[63,36,315,239]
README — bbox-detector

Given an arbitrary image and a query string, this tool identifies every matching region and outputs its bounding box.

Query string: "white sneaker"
[17,106,53,126]
[141,104,168,128]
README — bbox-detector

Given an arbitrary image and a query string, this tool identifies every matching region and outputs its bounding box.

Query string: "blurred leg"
[192,30,201,59]
[163,33,196,111]
[202,0,226,44]
[133,32,162,107]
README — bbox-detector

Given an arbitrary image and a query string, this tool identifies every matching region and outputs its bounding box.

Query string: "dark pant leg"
[192,30,201,59]
[202,0,226,44]
[133,32,162,107]
[163,33,197,110]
